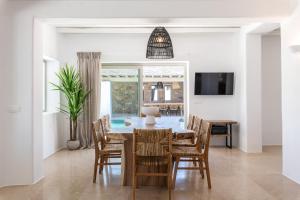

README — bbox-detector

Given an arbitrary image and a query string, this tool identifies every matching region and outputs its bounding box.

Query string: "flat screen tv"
[194,72,234,95]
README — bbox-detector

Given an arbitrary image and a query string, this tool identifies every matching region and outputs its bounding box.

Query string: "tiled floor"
[1,147,300,200]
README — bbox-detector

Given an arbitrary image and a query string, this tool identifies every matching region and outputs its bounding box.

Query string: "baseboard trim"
[283,173,300,185]
[43,147,64,160]
[0,175,46,189]
[33,175,45,184]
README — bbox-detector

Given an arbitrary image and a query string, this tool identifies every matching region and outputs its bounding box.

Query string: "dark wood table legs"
[225,124,233,149]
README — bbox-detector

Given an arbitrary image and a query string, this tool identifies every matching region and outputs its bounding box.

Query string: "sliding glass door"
[100,63,186,126]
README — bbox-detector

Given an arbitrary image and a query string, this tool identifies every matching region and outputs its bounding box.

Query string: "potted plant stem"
[51,64,90,150]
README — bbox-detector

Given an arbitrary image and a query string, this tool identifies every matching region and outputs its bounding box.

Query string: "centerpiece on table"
[141,106,159,125]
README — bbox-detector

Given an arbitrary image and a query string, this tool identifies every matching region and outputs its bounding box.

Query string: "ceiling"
[42,18,281,34]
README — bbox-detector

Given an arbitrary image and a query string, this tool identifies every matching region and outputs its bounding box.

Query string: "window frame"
[42,60,47,112]
[164,84,172,101]
[151,85,158,102]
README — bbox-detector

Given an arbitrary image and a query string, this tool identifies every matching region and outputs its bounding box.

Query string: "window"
[42,60,47,112]
[164,85,171,101]
[151,85,158,101]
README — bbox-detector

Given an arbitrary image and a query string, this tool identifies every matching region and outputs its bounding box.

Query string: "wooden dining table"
[107,116,188,186]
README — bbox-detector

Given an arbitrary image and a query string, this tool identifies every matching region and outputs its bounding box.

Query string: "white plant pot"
[67,140,80,150]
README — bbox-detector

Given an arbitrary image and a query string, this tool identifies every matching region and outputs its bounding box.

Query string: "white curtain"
[77,52,101,148]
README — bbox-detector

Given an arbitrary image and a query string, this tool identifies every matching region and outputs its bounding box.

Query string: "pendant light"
[146,27,174,59]
[156,82,164,89]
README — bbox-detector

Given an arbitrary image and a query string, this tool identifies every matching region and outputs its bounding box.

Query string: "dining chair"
[92,118,123,183]
[102,115,124,145]
[132,128,173,200]
[169,105,179,116]
[187,114,195,130]
[172,120,212,189]
[159,105,168,116]
[173,116,201,167]
[174,115,201,147]
[102,114,111,131]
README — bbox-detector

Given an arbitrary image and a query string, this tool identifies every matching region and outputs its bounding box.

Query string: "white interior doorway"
[261,29,282,146]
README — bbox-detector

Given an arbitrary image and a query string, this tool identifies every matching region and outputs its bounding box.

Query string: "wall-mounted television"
[194,72,234,95]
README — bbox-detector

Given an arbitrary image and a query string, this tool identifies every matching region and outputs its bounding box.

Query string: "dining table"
[107,116,189,187]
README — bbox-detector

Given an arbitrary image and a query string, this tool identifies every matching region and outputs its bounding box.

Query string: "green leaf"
[50,64,90,125]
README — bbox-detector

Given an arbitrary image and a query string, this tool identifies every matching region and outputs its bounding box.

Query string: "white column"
[239,29,262,153]
[281,3,300,184]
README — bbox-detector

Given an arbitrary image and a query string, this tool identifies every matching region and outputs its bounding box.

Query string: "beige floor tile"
[1,146,300,200]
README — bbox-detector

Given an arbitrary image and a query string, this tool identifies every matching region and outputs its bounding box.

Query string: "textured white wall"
[238,27,263,153]
[245,35,262,153]
[42,24,64,159]
[281,1,300,184]
[261,35,282,146]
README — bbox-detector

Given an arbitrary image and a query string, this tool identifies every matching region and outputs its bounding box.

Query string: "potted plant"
[51,64,90,150]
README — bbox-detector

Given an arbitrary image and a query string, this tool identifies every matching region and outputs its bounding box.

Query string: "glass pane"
[100,81,111,116]
[101,68,140,119]
[164,85,171,101]
[142,66,185,117]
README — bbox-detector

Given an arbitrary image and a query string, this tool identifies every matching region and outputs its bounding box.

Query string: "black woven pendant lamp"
[146,27,174,59]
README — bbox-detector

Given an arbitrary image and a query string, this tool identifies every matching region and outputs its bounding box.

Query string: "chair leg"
[204,158,211,189]
[105,157,109,170]
[99,155,104,174]
[168,155,172,200]
[132,157,136,200]
[93,156,98,183]
[173,157,180,189]
[132,179,136,200]
[191,136,196,167]
[198,157,204,179]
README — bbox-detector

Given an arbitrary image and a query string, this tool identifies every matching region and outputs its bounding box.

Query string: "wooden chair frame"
[172,121,212,189]
[175,114,196,144]
[132,128,173,200]
[102,115,124,145]
[187,114,195,130]
[92,118,123,183]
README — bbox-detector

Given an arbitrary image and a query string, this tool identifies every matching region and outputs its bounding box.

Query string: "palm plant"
[51,64,90,141]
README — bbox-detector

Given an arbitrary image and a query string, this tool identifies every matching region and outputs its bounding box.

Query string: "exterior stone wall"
[143,82,184,103]
[110,81,184,115]
[111,82,139,115]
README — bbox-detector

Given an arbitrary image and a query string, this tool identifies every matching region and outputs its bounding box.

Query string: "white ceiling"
[45,18,253,28]
[43,18,281,34]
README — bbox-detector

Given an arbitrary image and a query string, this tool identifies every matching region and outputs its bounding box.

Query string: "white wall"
[0,0,9,187]
[245,35,263,153]
[281,1,300,184]
[43,24,58,59]
[43,113,64,159]
[0,0,295,187]
[42,24,63,159]
[261,35,282,146]
[239,30,263,153]
[58,32,241,147]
